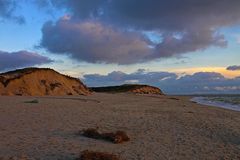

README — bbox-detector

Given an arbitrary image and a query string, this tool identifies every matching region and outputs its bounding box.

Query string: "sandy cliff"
[0,68,91,96]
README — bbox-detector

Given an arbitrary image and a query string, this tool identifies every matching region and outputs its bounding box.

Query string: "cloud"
[0,50,53,71]
[38,0,240,64]
[40,16,227,64]
[237,36,240,44]
[41,18,153,64]
[46,0,240,30]
[214,86,240,91]
[226,65,240,71]
[83,69,177,87]
[0,0,25,24]
[82,70,240,94]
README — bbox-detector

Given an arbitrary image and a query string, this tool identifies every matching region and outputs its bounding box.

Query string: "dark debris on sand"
[169,97,180,100]
[81,128,130,144]
[0,155,34,160]
[77,150,120,160]
[24,99,39,104]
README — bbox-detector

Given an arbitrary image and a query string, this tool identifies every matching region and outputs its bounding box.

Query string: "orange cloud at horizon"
[170,67,240,78]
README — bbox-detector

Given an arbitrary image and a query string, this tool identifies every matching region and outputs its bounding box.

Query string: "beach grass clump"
[24,99,39,104]
[77,150,120,160]
[81,128,130,144]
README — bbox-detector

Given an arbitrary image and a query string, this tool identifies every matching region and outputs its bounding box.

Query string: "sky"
[0,0,240,94]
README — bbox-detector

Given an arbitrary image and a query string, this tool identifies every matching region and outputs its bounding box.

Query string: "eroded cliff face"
[0,68,91,96]
[129,85,163,95]
[91,84,164,95]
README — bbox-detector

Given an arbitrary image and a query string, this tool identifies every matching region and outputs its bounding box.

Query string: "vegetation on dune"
[91,84,163,95]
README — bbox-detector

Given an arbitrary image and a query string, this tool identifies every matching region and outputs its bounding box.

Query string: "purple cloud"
[84,69,178,87]
[38,0,240,64]
[226,65,240,71]
[0,0,25,24]
[0,50,53,71]
[41,18,152,64]
[82,70,240,94]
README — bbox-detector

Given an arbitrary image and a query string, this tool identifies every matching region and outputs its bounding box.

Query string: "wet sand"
[0,93,239,160]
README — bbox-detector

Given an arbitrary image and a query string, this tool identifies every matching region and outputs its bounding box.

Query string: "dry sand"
[0,93,239,160]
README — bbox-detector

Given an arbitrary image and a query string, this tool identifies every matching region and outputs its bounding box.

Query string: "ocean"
[191,95,240,112]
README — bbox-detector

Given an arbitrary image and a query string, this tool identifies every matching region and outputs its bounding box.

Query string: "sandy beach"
[0,93,239,160]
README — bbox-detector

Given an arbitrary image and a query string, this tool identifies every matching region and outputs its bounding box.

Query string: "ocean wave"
[191,96,240,112]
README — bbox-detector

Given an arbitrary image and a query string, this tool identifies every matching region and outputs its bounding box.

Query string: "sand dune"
[0,68,91,96]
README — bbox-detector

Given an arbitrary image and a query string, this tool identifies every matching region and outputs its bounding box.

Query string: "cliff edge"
[0,68,91,96]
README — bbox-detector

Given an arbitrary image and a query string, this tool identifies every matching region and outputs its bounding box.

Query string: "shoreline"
[191,96,240,112]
